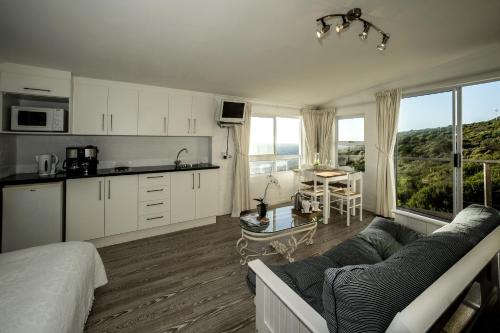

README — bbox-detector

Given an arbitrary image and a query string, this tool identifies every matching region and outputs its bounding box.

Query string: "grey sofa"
[247,204,500,333]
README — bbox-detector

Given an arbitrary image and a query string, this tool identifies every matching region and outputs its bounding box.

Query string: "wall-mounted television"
[217,100,246,125]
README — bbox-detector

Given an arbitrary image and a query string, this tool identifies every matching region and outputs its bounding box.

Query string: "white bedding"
[0,241,108,333]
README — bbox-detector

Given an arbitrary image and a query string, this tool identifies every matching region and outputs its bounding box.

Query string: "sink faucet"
[174,148,189,167]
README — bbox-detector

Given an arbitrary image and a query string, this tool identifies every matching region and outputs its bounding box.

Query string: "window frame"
[335,114,365,171]
[249,115,302,175]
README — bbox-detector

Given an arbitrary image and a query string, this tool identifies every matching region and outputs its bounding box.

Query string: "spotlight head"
[377,34,389,51]
[335,18,350,33]
[359,22,370,40]
[316,19,331,39]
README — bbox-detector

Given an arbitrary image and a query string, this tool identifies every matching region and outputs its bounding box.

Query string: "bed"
[0,241,108,333]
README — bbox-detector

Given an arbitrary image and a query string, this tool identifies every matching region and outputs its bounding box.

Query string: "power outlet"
[222,153,232,159]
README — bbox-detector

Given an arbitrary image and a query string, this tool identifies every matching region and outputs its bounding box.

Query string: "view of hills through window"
[397,81,500,220]
[337,117,365,171]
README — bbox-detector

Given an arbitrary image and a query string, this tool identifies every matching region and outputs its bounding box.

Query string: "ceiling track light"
[316,8,390,51]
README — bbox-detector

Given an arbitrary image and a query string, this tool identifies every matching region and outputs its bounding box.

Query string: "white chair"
[329,172,363,226]
[296,168,324,204]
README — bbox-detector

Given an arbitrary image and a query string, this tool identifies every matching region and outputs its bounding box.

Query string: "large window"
[396,80,500,220]
[337,116,365,171]
[249,116,301,175]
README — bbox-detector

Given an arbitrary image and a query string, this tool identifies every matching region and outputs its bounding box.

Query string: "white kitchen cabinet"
[168,93,193,136]
[66,178,105,241]
[72,80,108,135]
[195,169,219,219]
[170,171,196,223]
[105,175,138,236]
[108,86,138,135]
[191,94,215,136]
[138,90,169,136]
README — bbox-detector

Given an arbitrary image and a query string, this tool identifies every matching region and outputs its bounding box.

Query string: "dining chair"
[329,171,363,226]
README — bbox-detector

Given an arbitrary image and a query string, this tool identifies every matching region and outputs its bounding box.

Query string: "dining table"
[310,169,350,224]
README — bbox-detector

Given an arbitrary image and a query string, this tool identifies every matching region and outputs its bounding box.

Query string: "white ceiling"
[1,0,500,106]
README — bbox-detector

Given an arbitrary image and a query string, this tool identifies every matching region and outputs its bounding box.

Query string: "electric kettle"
[35,154,59,176]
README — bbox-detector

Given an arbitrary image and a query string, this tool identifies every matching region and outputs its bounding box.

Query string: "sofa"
[247,204,500,333]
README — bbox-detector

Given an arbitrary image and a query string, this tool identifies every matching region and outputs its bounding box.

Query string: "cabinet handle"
[108,180,111,199]
[146,175,163,179]
[23,87,51,92]
[163,117,167,133]
[188,118,191,133]
[192,173,195,190]
[146,202,164,207]
[110,114,113,131]
[147,216,164,221]
[99,181,102,200]
[194,118,197,134]
[101,114,105,131]
[146,189,164,193]
[198,173,201,189]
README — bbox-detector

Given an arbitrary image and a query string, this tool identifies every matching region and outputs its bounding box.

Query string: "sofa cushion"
[322,205,500,333]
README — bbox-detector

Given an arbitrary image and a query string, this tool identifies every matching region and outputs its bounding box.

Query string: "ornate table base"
[236,222,317,265]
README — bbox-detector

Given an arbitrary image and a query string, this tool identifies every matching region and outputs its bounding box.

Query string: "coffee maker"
[63,146,99,175]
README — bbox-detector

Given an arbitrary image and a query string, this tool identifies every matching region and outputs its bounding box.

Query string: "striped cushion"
[322,205,500,333]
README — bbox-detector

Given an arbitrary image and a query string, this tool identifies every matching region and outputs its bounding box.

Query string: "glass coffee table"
[236,205,320,265]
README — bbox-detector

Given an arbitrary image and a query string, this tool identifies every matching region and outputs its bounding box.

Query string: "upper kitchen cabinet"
[168,93,193,136]
[191,94,215,136]
[168,92,215,136]
[138,90,169,136]
[0,63,71,98]
[73,79,108,135]
[108,86,138,135]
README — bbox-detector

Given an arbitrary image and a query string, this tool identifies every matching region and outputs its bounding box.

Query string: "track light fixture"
[316,8,390,51]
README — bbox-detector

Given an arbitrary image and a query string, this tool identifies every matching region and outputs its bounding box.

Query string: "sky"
[399,80,500,132]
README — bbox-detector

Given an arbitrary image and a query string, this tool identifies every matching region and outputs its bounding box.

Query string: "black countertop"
[0,163,220,186]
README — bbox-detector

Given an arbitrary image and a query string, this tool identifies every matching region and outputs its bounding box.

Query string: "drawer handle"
[146,189,164,192]
[23,87,51,92]
[146,175,164,179]
[146,202,164,207]
[147,216,164,221]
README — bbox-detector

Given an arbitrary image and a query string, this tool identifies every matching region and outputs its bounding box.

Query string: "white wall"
[333,101,377,213]
[0,134,16,178]
[15,135,211,173]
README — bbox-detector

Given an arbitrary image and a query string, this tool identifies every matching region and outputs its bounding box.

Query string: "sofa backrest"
[322,205,500,333]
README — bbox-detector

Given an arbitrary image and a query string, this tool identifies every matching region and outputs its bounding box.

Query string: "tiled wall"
[0,134,16,178]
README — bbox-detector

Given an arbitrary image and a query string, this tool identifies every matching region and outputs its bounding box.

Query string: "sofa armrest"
[248,259,328,333]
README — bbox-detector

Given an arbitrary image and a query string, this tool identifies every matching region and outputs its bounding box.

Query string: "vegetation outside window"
[249,116,301,175]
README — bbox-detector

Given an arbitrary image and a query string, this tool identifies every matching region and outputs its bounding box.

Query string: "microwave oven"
[10,106,67,132]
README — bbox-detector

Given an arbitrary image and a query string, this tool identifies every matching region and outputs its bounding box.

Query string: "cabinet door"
[138,90,169,136]
[72,81,108,135]
[0,72,70,98]
[105,175,138,236]
[66,178,105,241]
[191,94,215,136]
[108,86,138,135]
[195,170,219,218]
[168,93,192,136]
[170,172,196,223]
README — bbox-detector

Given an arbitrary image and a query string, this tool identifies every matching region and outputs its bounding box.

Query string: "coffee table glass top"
[240,205,321,233]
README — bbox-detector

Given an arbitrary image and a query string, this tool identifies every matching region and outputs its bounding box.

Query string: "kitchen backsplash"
[0,134,16,177]
[15,135,211,174]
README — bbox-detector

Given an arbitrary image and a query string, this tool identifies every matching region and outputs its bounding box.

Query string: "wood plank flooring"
[85,208,374,333]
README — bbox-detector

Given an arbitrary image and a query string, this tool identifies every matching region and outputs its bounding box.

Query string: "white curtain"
[375,89,402,217]
[231,104,252,217]
[300,108,336,165]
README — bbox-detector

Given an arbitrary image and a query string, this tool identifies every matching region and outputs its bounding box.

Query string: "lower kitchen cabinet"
[195,169,218,219]
[66,178,105,241]
[104,175,138,236]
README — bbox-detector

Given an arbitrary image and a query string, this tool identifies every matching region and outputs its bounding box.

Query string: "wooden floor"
[85,208,374,333]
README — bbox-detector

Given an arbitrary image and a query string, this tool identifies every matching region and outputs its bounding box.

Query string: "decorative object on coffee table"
[236,205,319,265]
[253,175,279,218]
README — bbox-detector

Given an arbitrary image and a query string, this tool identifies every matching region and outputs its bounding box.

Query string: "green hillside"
[396,117,500,219]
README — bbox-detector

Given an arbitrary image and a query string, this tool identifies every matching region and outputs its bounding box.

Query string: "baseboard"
[89,216,216,248]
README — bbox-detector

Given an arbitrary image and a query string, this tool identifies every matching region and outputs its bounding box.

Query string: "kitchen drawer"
[139,199,169,215]
[139,173,170,188]
[138,212,170,230]
[139,185,169,201]
[0,71,71,97]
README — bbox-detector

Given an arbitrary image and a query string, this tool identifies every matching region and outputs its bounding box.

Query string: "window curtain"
[375,89,402,218]
[231,104,252,217]
[300,108,335,165]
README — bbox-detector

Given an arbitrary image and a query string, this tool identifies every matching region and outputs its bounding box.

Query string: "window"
[396,80,500,221]
[336,116,365,171]
[249,116,301,175]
